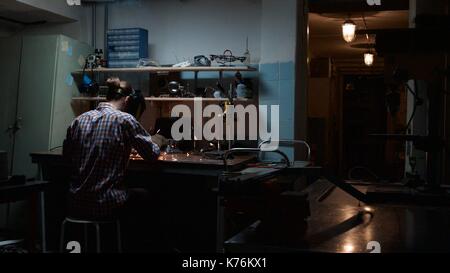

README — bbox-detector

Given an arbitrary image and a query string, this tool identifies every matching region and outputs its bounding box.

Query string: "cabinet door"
[50,35,93,149]
[0,37,22,173]
[13,35,58,178]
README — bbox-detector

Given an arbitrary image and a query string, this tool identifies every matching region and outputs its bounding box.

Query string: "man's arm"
[125,116,161,161]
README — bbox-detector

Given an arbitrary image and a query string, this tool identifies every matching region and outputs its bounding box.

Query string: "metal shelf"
[72,66,258,104]
[73,66,258,74]
[72,97,255,103]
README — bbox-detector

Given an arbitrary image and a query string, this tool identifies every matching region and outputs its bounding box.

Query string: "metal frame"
[222,148,291,172]
[217,148,291,252]
[258,139,312,162]
[216,146,371,252]
[60,217,122,253]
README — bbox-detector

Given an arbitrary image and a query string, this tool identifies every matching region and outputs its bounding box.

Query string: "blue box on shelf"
[108,59,141,68]
[107,28,149,68]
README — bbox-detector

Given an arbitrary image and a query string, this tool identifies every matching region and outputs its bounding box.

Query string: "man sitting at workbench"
[63,77,168,252]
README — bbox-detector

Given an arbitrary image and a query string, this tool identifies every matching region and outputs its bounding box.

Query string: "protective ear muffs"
[116,88,146,119]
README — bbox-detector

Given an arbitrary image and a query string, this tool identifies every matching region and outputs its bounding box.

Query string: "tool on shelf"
[194,55,211,67]
[243,37,251,66]
[167,81,195,98]
[210,50,247,67]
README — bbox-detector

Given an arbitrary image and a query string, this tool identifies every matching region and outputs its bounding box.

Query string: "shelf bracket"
[194,71,199,93]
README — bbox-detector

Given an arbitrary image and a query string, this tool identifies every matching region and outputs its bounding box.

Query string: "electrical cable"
[405,82,418,97]
[49,146,63,152]
[404,81,421,132]
[10,37,24,175]
[362,13,370,41]
[405,97,418,133]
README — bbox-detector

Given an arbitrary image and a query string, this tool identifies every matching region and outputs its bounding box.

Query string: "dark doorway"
[342,75,405,181]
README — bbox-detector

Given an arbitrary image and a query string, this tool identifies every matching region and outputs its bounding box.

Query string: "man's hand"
[151,134,169,148]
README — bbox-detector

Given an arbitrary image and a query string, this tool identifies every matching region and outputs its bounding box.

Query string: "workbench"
[0,180,50,252]
[30,149,324,253]
[30,149,257,252]
[31,149,255,178]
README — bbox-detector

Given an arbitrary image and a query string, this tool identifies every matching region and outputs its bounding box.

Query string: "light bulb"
[364,52,374,66]
[342,20,357,43]
[343,244,355,253]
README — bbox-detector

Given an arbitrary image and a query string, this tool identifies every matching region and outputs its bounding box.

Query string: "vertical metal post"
[216,196,225,253]
[59,220,67,253]
[84,224,89,252]
[116,221,122,253]
[10,37,24,174]
[194,71,199,94]
[40,192,47,253]
[36,163,47,253]
[92,4,96,49]
[216,178,225,253]
[104,3,109,58]
[95,224,101,253]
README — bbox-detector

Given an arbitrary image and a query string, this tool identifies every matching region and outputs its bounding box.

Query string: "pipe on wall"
[104,3,109,56]
[92,3,97,49]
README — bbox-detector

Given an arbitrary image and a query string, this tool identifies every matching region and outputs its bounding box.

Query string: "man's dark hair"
[106,77,133,101]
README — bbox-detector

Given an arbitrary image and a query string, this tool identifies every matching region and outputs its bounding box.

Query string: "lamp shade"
[342,19,357,43]
[364,52,374,66]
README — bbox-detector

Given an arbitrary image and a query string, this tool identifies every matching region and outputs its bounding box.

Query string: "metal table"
[0,180,50,252]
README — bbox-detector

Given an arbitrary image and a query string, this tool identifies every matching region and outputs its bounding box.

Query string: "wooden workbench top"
[31,149,255,171]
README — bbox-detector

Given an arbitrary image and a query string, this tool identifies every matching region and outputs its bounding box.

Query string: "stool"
[60,217,122,253]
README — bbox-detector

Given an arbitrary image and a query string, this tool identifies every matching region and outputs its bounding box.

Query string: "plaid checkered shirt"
[64,102,160,218]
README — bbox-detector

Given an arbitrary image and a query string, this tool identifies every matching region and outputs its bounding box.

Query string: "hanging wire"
[362,13,370,42]
[404,81,422,132]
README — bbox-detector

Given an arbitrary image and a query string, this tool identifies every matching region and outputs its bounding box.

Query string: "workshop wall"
[105,0,262,65]
[3,0,298,158]
[102,0,299,162]
[307,78,331,165]
[259,0,297,161]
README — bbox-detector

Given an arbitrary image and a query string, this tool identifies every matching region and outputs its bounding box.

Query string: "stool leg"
[95,223,101,253]
[84,224,89,253]
[116,221,122,253]
[59,220,67,253]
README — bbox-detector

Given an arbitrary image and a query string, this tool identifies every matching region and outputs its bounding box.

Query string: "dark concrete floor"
[226,180,450,253]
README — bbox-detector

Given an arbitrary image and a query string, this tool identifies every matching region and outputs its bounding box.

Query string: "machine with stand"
[332,15,450,206]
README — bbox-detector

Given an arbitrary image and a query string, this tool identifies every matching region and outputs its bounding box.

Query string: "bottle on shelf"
[244,37,251,66]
